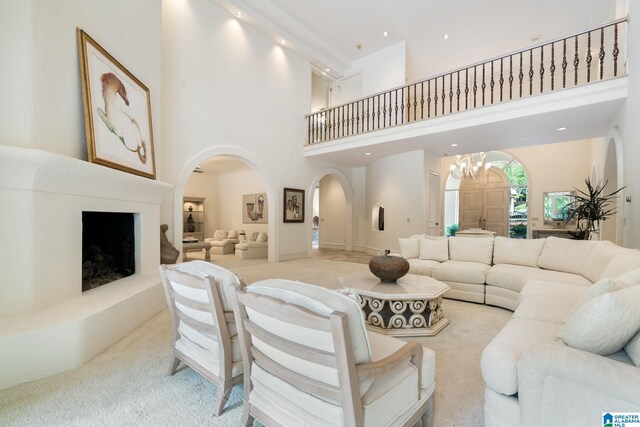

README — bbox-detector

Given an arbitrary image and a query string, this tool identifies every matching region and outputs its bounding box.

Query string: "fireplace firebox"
[82,212,135,291]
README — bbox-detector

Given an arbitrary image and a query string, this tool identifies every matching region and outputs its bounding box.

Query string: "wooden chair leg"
[241,406,254,426]
[214,386,232,416]
[168,356,180,376]
[421,396,434,427]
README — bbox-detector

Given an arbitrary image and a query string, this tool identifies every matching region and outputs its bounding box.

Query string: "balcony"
[304,18,628,166]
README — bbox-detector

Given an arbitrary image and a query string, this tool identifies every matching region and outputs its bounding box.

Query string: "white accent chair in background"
[234,232,268,260]
[205,230,240,255]
[230,279,436,426]
[159,261,245,416]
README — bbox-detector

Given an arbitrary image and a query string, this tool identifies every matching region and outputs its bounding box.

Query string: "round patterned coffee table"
[338,272,450,337]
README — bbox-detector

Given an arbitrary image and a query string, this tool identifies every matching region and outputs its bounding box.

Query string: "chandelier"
[449,152,487,180]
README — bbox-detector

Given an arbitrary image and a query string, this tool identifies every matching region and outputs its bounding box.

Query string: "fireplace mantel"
[0,145,173,390]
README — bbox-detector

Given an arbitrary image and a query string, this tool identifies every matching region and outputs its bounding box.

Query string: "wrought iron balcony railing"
[306,18,627,145]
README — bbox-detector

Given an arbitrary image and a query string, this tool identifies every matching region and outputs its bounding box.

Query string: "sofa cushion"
[407,258,440,276]
[257,232,268,242]
[613,267,640,288]
[448,236,494,265]
[493,236,545,267]
[249,232,259,241]
[419,236,449,262]
[398,237,420,259]
[556,288,640,355]
[537,236,598,276]
[481,317,559,396]
[602,249,640,279]
[582,240,631,282]
[432,260,490,284]
[519,280,588,301]
[512,296,577,324]
[228,230,238,239]
[486,264,591,293]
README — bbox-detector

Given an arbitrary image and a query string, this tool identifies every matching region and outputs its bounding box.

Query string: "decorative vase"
[368,254,410,282]
[188,206,193,212]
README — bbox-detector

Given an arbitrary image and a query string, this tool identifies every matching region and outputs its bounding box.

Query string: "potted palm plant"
[564,178,625,240]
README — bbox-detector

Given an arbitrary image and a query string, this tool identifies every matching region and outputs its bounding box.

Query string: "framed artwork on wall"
[77,28,156,179]
[242,193,268,224]
[283,188,305,223]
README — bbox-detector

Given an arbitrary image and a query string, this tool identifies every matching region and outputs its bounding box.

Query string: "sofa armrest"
[518,343,640,427]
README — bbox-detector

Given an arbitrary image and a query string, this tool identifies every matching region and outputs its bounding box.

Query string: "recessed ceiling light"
[280,39,286,45]
[235,11,242,17]
[530,34,542,42]
[451,143,458,147]
[383,31,388,37]
[365,152,371,156]
[321,71,326,76]
[443,34,449,40]
[557,127,567,131]
[325,68,330,72]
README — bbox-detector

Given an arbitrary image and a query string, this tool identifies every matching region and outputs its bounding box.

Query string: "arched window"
[444,151,529,238]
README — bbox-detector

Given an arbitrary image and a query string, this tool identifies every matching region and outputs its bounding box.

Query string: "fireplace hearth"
[82,212,135,291]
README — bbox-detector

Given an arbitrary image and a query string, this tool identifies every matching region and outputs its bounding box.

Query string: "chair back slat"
[251,347,342,403]
[175,309,218,339]
[244,319,336,368]
[164,268,210,289]
[171,290,215,312]
[237,290,333,332]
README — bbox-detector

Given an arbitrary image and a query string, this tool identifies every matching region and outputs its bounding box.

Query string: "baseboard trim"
[318,242,346,250]
[279,252,309,262]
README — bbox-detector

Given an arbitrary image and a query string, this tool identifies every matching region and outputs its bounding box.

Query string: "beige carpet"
[0,256,512,426]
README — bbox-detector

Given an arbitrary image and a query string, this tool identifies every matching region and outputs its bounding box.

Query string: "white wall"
[217,169,268,236]
[346,41,407,97]
[318,175,346,248]
[161,0,352,261]
[0,0,162,165]
[365,150,425,252]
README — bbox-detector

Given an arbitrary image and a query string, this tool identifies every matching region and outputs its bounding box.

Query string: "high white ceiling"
[236,0,619,81]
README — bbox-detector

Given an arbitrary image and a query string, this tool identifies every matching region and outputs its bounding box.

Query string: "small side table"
[182,242,212,262]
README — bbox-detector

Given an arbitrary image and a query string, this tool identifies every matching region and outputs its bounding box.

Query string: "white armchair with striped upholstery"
[230,279,436,426]
[159,261,245,416]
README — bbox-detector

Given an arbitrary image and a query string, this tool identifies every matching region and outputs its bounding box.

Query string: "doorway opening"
[444,151,529,238]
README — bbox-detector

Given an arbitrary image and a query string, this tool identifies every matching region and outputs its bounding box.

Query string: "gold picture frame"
[77,28,156,179]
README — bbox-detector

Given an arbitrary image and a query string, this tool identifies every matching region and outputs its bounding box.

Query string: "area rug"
[0,258,511,426]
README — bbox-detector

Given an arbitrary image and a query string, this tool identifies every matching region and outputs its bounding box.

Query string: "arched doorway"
[444,151,530,238]
[174,147,279,263]
[308,169,353,256]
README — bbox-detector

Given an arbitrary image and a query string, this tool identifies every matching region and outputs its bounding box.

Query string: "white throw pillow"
[625,331,640,367]
[556,290,640,355]
[419,236,449,262]
[257,232,268,242]
[614,266,640,288]
[228,230,238,239]
[398,238,420,259]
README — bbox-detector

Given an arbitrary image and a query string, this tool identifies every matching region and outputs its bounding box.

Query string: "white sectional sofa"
[482,273,640,426]
[398,235,640,311]
[398,234,640,426]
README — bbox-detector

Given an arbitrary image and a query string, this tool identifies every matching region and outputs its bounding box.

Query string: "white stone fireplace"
[0,146,173,390]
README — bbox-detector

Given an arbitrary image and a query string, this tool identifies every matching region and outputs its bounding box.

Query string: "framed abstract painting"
[77,28,156,179]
